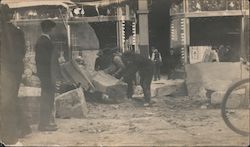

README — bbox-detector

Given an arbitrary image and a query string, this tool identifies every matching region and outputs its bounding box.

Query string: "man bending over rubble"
[121,51,154,107]
[104,47,126,79]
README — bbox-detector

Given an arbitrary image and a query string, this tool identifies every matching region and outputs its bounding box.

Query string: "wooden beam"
[185,10,248,18]
[11,15,135,25]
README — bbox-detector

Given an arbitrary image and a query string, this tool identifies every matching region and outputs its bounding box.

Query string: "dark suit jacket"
[1,23,26,74]
[35,35,55,79]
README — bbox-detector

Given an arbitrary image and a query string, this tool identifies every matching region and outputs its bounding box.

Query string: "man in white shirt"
[151,47,162,81]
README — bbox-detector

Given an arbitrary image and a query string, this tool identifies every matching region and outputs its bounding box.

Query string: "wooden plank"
[11,15,134,25]
[185,10,245,18]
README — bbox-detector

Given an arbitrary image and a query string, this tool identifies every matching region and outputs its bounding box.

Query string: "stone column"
[137,0,149,58]
[116,7,125,52]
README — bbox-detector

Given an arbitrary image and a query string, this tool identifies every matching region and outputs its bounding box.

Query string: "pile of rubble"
[19,56,188,123]
[22,51,40,87]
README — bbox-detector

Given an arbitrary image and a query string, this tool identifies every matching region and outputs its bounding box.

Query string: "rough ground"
[20,96,249,146]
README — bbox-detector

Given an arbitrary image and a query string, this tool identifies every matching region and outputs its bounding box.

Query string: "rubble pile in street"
[61,61,128,102]
[22,51,40,87]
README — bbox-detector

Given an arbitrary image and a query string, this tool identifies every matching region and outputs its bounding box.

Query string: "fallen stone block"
[60,60,93,91]
[55,88,88,119]
[211,90,247,107]
[151,79,185,97]
[92,71,127,100]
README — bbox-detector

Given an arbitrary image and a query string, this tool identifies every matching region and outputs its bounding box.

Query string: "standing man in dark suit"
[35,20,58,131]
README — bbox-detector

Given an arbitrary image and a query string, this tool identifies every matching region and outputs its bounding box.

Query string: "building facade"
[170,0,249,64]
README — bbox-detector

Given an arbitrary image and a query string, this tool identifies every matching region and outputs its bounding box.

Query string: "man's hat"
[41,20,56,29]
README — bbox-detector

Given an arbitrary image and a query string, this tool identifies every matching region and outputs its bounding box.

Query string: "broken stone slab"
[211,89,247,107]
[151,79,185,97]
[55,88,88,119]
[92,71,128,100]
[60,60,94,91]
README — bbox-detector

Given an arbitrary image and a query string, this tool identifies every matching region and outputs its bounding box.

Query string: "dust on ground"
[20,95,249,146]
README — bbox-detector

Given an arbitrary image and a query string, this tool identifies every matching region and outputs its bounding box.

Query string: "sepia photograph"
[0,0,249,146]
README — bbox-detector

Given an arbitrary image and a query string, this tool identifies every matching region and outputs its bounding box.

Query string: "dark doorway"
[149,0,171,73]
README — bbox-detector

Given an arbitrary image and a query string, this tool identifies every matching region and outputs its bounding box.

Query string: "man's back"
[35,35,54,75]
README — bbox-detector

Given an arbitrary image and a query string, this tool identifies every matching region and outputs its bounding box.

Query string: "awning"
[75,0,129,7]
[2,0,76,9]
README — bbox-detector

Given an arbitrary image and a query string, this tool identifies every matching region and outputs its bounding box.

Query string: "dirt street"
[20,96,249,146]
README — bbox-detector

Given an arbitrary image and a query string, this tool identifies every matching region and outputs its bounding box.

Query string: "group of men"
[203,45,234,63]
[95,46,154,107]
[1,2,59,144]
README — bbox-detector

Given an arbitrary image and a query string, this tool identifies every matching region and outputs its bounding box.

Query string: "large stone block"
[92,71,127,100]
[55,88,88,119]
[60,60,93,90]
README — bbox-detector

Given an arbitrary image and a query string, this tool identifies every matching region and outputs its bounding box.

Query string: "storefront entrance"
[190,16,241,62]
